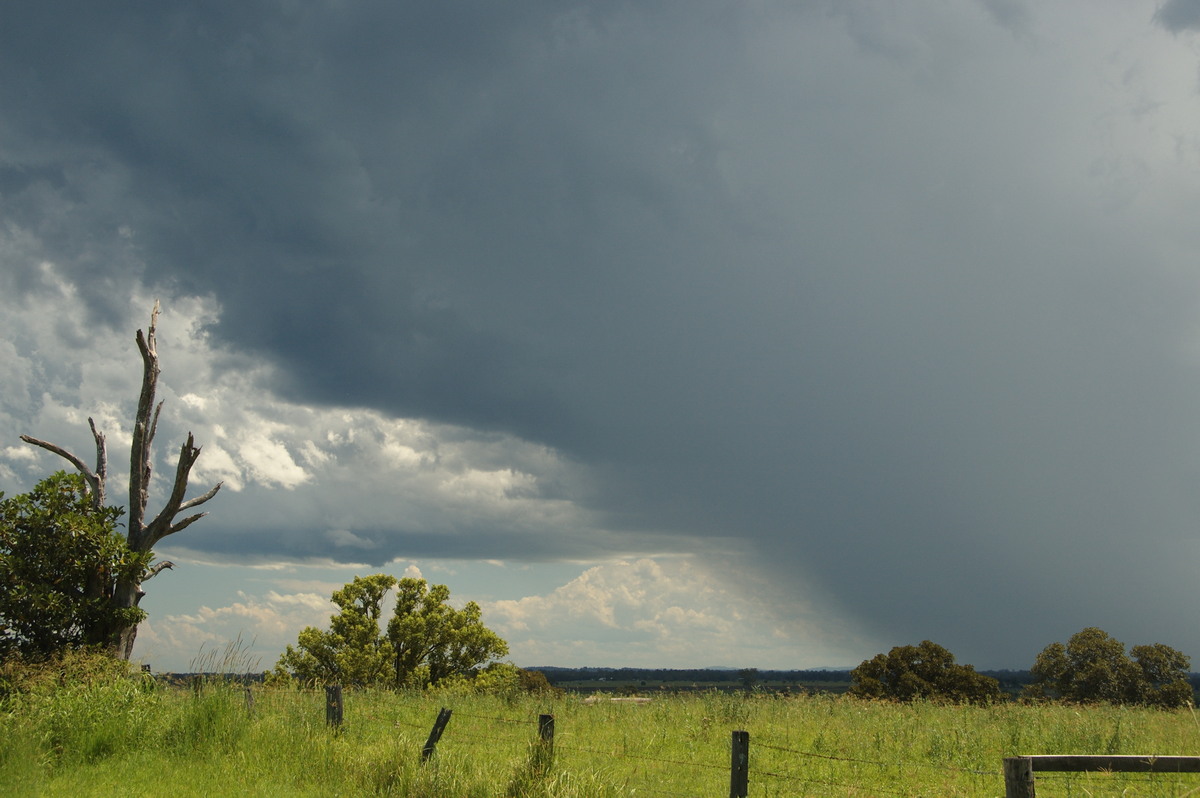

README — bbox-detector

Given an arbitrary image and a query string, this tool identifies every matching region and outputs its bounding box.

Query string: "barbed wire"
[391,718,428,731]
[437,726,532,748]
[392,710,538,732]
[397,718,965,796]
[451,710,539,725]
[393,707,726,775]
[393,714,726,796]
[754,769,915,796]
[555,741,730,773]
[378,702,1200,796]
[397,706,999,787]
[398,717,1199,798]
[754,739,1000,777]
[617,784,697,797]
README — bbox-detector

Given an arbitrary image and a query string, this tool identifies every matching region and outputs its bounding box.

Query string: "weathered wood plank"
[1028,755,1200,773]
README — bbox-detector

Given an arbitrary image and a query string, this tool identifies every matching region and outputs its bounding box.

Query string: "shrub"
[850,640,1001,704]
[0,647,140,702]
[1026,627,1193,708]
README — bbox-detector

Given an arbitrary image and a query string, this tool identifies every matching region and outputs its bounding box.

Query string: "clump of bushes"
[850,628,1196,709]
[1025,627,1193,708]
[849,640,1001,704]
[0,647,143,702]
[432,663,565,698]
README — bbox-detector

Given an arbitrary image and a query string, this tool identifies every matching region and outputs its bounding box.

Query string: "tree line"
[848,632,1195,707]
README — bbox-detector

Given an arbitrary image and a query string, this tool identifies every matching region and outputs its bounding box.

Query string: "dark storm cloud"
[1156,0,1200,31]
[0,0,744,431]
[4,1,1200,666]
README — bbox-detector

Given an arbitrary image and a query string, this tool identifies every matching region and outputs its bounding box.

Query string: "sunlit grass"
[4,670,1200,796]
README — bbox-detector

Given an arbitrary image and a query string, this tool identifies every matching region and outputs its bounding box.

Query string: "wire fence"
[308,688,1200,797]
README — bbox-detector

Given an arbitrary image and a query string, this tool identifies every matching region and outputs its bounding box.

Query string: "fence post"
[245,685,255,715]
[325,685,343,729]
[1002,754,1200,795]
[422,707,454,763]
[1003,757,1036,798]
[730,730,749,798]
[530,713,555,777]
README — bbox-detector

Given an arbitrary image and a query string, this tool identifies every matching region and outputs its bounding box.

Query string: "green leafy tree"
[849,640,1001,704]
[1027,627,1192,707]
[275,574,508,688]
[0,472,150,659]
[1132,643,1195,708]
[388,577,508,687]
[276,574,397,686]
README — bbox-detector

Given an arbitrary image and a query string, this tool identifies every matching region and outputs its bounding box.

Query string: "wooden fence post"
[730,730,749,798]
[1003,754,1200,796]
[421,707,453,763]
[529,713,555,777]
[244,685,255,715]
[325,685,343,729]
[1003,757,1036,798]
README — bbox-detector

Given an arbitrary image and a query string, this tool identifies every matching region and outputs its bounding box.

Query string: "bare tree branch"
[143,433,220,546]
[128,300,161,539]
[19,432,109,513]
[144,561,175,580]
[88,418,107,508]
[164,434,201,510]
[167,512,209,537]
[19,435,94,479]
[148,400,162,451]
[179,482,223,513]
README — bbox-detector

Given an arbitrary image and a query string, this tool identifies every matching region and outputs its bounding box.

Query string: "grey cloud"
[4,1,1200,667]
[978,0,1033,35]
[1155,0,1200,31]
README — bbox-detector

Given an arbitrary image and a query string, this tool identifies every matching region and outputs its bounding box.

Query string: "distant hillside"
[531,666,856,693]
[530,666,1045,696]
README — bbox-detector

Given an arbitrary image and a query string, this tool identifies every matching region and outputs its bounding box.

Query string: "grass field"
[4,674,1200,797]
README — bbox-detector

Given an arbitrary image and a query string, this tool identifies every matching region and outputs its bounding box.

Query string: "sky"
[3,1,1200,674]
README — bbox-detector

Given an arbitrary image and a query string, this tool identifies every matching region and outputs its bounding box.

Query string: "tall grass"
[3,670,1200,796]
[188,632,261,679]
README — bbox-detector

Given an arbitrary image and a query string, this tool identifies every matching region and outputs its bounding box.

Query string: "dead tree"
[21,302,221,659]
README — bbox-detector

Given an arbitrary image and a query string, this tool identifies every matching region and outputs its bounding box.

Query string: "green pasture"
[4,678,1200,796]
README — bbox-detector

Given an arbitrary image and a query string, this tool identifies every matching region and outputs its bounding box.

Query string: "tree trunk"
[112,580,143,659]
[21,301,221,659]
